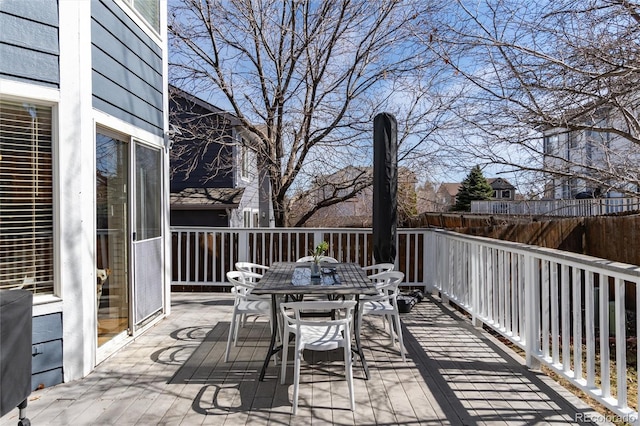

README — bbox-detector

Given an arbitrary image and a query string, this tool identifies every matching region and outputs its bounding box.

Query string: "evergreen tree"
[452,166,494,212]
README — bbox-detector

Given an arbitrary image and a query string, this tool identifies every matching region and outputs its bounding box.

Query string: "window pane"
[133,0,159,32]
[0,100,54,294]
[96,131,130,344]
[135,143,162,239]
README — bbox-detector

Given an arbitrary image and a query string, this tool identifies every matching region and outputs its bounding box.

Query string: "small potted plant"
[310,241,329,277]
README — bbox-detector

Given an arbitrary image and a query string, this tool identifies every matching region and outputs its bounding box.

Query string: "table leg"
[354,294,370,380]
[259,293,280,381]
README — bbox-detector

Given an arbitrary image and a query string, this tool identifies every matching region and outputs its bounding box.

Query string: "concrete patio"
[1,292,607,425]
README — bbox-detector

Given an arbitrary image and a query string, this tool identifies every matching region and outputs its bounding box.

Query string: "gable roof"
[169,85,243,127]
[170,187,245,210]
[437,183,461,196]
[487,177,515,190]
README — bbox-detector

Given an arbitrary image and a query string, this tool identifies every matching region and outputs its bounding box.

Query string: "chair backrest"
[280,300,356,326]
[296,255,339,263]
[362,263,395,276]
[226,270,261,298]
[235,262,269,275]
[235,262,269,283]
[369,271,404,297]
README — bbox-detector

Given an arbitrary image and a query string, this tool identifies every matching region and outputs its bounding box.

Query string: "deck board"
[0,292,609,425]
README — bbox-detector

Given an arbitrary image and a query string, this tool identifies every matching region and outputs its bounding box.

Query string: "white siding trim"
[58,0,96,381]
[0,79,60,103]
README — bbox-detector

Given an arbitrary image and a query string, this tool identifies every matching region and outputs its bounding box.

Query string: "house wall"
[0,0,65,390]
[169,97,234,191]
[91,0,164,136]
[1,0,169,388]
[543,123,640,199]
[171,210,230,227]
[0,0,59,87]
[231,135,261,227]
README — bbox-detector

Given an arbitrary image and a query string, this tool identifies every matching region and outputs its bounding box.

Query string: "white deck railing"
[170,227,428,288]
[471,197,640,217]
[170,226,639,423]
[428,229,639,425]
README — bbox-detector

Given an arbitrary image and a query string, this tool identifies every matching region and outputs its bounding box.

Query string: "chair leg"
[344,340,355,411]
[292,347,302,415]
[280,330,290,384]
[225,311,238,362]
[393,313,406,362]
[387,313,395,345]
[233,313,241,346]
[268,318,279,366]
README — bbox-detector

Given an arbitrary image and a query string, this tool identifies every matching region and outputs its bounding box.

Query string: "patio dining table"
[251,261,378,381]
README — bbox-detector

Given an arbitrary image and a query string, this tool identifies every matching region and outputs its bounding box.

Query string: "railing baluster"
[585,270,595,388]
[573,267,583,382]
[615,277,627,409]
[600,272,611,399]
[541,259,550,360]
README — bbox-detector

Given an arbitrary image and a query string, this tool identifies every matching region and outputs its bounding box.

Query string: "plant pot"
[310,262,321,278]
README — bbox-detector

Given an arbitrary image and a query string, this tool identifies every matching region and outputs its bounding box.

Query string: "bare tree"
[423,0,640,197]
[168,0,449,226]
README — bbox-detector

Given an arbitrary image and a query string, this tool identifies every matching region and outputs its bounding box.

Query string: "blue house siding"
[0,0,59,87]
[31,313,63,390]
[0,0,63,390]
[91,0,163,136]
[169,96,235,191]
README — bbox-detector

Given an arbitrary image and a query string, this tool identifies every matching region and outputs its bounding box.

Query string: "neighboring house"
[303,166,417,227]
[416,182,438,213]
[169,86,272,228]
[435,183,461,212]
[487,178,516,201]
[305,166,373,227]
[542,109,640,199]
[0,0,170,388]
[436,178,516,211]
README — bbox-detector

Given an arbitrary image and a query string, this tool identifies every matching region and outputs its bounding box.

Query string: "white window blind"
[0,100,54,294]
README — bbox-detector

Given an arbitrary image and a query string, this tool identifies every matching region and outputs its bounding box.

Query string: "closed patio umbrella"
[372,113,397,264]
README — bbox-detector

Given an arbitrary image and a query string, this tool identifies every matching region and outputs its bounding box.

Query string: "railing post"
[524,252,541,369]
[238,229,248,263]
[471,241,481,327]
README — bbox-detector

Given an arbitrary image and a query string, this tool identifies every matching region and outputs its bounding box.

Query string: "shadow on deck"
[1,293,606,425]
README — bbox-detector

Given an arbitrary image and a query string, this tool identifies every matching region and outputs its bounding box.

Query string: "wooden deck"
[1,293,607,425]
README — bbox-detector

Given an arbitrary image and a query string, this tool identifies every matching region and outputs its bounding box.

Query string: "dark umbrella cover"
[372,113,397,264]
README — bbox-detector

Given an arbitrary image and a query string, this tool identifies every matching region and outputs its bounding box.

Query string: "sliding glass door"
[96,130,130,347]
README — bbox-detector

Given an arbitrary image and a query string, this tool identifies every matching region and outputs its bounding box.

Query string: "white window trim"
[114,0,163,45]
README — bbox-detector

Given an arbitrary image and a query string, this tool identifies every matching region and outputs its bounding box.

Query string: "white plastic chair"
[361,262,395,276]
[279,300,356,415]
[358,270,406,361]
[296,255,339,263]
[235,262,270,281]
[225,270,273,363]
[360,264,396,329]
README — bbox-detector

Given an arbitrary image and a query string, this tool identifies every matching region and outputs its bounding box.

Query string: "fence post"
[524,252,541,369]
